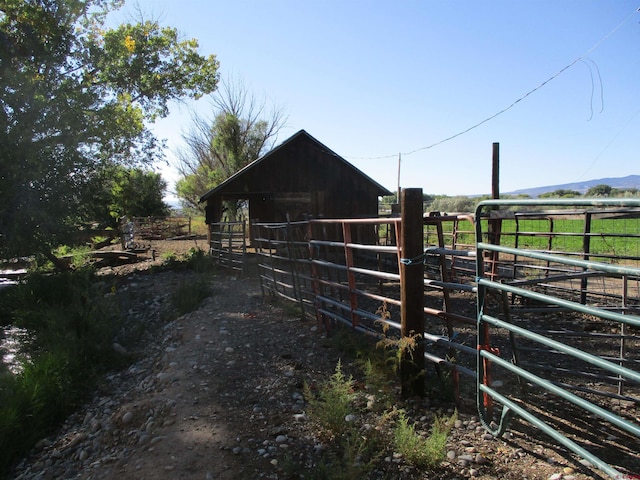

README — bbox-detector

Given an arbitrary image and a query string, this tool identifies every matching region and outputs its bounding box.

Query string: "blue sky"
[112,1,640,198]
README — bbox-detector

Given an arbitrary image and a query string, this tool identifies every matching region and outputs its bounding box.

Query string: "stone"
[121,411,134,425]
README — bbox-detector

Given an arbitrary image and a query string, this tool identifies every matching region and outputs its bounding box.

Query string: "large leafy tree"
[108,166,169,220]
[0,0,219,262]
[175,79,286,217]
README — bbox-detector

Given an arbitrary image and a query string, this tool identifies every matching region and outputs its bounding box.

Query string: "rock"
[112,342,129,356]
[121,411,134,425]
[293,413,307,422]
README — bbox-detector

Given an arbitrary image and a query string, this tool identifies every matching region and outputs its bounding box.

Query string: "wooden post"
[400,188,425,398]
[489,142,501,280]
[491,142,500,200]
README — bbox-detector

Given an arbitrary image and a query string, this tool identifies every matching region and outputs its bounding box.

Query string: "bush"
[170,275,211,315]
[0,269,124,476]
[305,360,355,436]
[394,409,457,467]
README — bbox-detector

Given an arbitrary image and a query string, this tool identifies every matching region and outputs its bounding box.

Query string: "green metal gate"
[475,198,640,478]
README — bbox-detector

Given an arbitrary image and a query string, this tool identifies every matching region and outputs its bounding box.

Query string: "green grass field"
[423,216,640,260]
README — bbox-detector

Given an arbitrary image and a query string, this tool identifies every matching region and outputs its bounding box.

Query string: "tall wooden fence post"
[400,188,425,398]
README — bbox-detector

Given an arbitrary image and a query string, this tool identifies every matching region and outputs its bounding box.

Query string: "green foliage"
[175,80,285,213]
[0,0,219,258]
[585,183,613,197]
[156,247,215,274]
[305,360,355,436]
[170,275,211,315]
[394,409,457,468]
[300,336,458,478]
[538,189,581,198]
[52,244,93,270]
[0,269,124,475]
[108,166,169,221]
[95,20,219,120]
[428,195,479,213]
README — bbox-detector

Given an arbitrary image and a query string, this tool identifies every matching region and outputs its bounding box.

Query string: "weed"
[155,248,216,274]
[309,428,383,479]
[304,360,355,436]
[170,275,211,315]
[393,409,457,468]
[279,300,303,318]
[300,330,460,478]
[160,250,178,263]
[0,270,124,475]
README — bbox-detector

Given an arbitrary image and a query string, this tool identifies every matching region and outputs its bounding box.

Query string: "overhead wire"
[347,7,639,162]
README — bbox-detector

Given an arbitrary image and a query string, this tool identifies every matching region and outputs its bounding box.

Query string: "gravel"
[8,241,612,479]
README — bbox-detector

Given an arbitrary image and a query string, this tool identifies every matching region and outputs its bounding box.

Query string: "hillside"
[505,174,640,197]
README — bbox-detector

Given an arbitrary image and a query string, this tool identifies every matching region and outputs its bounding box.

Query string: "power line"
[347,7,639,162]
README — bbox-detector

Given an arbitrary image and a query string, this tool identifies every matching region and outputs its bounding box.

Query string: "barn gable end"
[199,130,392,224]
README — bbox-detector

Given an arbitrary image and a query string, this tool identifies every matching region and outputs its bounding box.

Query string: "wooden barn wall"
[205,135,385,236]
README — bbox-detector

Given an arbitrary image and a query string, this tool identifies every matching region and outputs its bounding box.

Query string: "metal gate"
[474,198,640,478]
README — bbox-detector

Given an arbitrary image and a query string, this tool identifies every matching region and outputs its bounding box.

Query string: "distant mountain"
[506,175,640,197]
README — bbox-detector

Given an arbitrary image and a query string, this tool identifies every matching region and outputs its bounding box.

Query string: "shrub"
[0,269,124,475]
[304,360,355,436]
[394,409,457,468]
[170,275,211,315]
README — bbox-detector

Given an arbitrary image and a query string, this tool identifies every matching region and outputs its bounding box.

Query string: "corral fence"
[209,221,246,273]
[121,216,193,247]
[475,198,640,479]
[215,194,640,478]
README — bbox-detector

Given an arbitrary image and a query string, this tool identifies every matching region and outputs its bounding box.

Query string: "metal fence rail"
[253,215,481,389]
[243,199,640,478]
[252,221,315,318]
[475,198,640,479]
[209,221,246,272]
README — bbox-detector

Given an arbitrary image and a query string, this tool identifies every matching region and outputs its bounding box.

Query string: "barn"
[199,130,392,226]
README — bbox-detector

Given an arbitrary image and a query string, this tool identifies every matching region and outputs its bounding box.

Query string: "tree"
[175,79,286,216]
[428,195,477,213]
[108,166,169,220]
[539,189,582,198]
[0,0,219,264]
[585,184,613,197]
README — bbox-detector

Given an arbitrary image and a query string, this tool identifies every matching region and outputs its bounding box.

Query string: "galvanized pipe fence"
[252,214,480,384]
[208,221,247,273]
[475,198,640,479]
[242,198,640,478]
